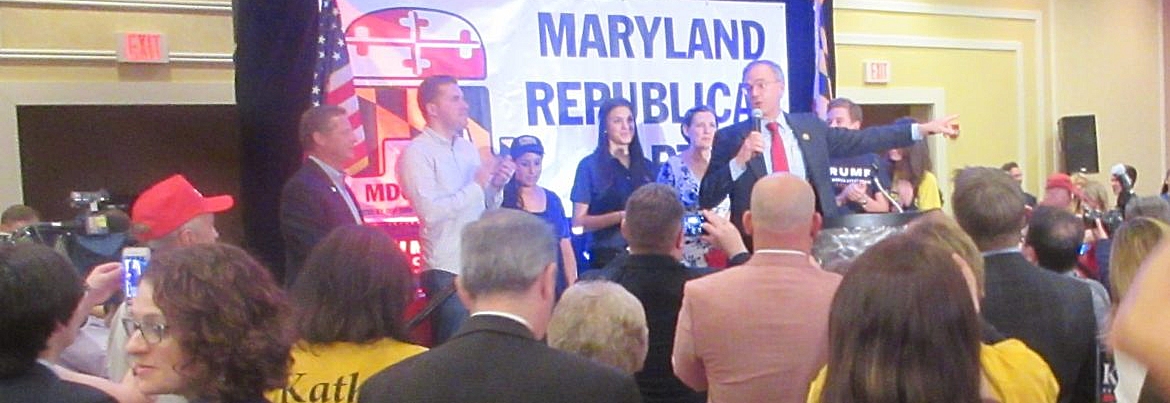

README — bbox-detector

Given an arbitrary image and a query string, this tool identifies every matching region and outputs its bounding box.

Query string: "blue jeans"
[420,269,468,345]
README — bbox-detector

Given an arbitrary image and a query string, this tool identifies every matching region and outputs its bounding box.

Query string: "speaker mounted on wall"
[1058,115,1099,174]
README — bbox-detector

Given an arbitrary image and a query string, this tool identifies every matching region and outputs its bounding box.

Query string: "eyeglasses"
[740,80,780,92]
[122,317,169,345]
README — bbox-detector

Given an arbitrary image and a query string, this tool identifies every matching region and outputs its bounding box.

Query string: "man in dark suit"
[359,209,642,403]
[0,243,116,403]
[279,105,365,286]
[699,60,958,239]
[952,166,1098,403]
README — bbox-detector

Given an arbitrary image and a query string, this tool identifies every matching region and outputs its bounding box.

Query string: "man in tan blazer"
[672,173,842,403]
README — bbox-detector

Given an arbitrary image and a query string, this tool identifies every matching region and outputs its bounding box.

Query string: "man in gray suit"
[952,167,1098,403]
[359,209,641,403]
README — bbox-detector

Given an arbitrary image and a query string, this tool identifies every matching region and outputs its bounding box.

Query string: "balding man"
[673,173,842,403]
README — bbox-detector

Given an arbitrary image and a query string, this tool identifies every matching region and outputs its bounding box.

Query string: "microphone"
[1111,164,1136,195]
[870,162,903,213]
[751,109,764,159]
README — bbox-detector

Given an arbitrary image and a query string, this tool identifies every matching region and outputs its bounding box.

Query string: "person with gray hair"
[359,209,641,403]
[548,280,649,374]
[699,59,958,249]
[1124,195,1170,224]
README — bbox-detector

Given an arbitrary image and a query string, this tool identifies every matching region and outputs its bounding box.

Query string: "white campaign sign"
[336,0,787,220]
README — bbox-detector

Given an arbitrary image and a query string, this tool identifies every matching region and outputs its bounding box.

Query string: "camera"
[1081,208,1124,236]
[682,212,706,236]
[70,190,110,210]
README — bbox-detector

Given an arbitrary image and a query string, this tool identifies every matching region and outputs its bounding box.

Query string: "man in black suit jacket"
[595,184,711,403]
[953,167,1098,403]
[280,105,365,286]
[0,243,116,403]
[699,60,957,238]
[359,209,641,403]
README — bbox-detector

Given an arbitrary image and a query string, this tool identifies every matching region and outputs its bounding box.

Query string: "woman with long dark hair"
[503,135,577,295]
[271,225,426,402]
[809,234,1057,403]
[570,97,653,269]
[887,139,941,211]
[657,105,729,268]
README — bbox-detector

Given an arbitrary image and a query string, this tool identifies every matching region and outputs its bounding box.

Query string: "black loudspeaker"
[1059,115,1099,174]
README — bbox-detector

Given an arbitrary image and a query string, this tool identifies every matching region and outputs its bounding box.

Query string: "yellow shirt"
[267,338,426,403]
[806,339,1058,403]
[914,171,942,210]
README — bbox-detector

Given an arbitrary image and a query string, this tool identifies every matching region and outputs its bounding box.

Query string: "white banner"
[336,0,788,220]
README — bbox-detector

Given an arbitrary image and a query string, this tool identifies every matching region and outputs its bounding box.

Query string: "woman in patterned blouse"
[657,105,729,267]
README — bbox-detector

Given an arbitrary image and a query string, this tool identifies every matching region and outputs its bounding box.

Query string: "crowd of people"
[3,58,1170,403]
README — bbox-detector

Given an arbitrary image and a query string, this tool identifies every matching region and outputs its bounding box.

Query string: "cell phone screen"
[122,248,150,301]
[683,212,706,236]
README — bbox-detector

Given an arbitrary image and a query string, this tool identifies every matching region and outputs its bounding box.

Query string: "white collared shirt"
[471,311,534,333]
[398,127,503,275]
[308,156,363,224]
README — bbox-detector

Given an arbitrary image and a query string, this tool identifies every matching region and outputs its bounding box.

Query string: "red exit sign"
[863,60,891,84]
[116,32,169,63]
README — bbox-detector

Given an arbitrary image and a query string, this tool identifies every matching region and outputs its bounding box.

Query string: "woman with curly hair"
[124,243,293,403]
[269,225,426,403]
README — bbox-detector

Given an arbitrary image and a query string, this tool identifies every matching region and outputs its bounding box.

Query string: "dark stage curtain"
[234,0,318,282]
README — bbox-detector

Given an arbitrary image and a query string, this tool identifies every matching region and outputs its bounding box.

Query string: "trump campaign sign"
[327,0,789,221]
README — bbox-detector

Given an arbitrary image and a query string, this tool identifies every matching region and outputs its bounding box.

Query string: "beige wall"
[834,0,1167,200]
[0,0,234,207]
[1165,0,1170,189]
[1051,0,1164,195]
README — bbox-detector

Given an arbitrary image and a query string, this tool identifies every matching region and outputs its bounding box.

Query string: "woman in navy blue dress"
[502,135,577,295]
[570,97,653,269]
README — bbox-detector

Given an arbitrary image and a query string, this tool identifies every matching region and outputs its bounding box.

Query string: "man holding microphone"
[700,60,959,244]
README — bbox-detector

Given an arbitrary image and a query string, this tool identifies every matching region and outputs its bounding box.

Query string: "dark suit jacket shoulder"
[358,315,642,403]
[0,364,116,403]
[610,254,708,403]
[279,160,362,285]
[981,252,1097,403]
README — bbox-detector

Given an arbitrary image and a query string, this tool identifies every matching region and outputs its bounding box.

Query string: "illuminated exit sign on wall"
[863,60,891,84]
[116,32,169,64]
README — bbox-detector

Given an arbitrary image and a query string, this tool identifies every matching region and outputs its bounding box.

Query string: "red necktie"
[767,121,789,172]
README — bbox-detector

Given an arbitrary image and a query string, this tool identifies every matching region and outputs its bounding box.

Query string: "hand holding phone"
[121,247,151,301]
[683,212,706,236]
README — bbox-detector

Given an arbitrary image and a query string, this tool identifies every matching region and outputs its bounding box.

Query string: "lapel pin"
[801,133,810,141]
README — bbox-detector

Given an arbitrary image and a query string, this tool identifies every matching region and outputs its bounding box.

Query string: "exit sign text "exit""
[117,32,169,64]
[863,60,891,84]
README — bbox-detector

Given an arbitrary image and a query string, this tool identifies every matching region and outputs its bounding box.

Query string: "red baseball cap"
[131,174,234,241]
[1045,173,1085,199]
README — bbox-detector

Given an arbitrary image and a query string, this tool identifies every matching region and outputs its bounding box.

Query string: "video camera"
[1081,208,1124,237]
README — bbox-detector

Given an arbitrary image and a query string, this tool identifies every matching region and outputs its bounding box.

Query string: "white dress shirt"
[398,127,502,275]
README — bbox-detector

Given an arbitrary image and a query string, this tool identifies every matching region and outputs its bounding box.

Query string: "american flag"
[812,0,834,119]
[312,0,365,144]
